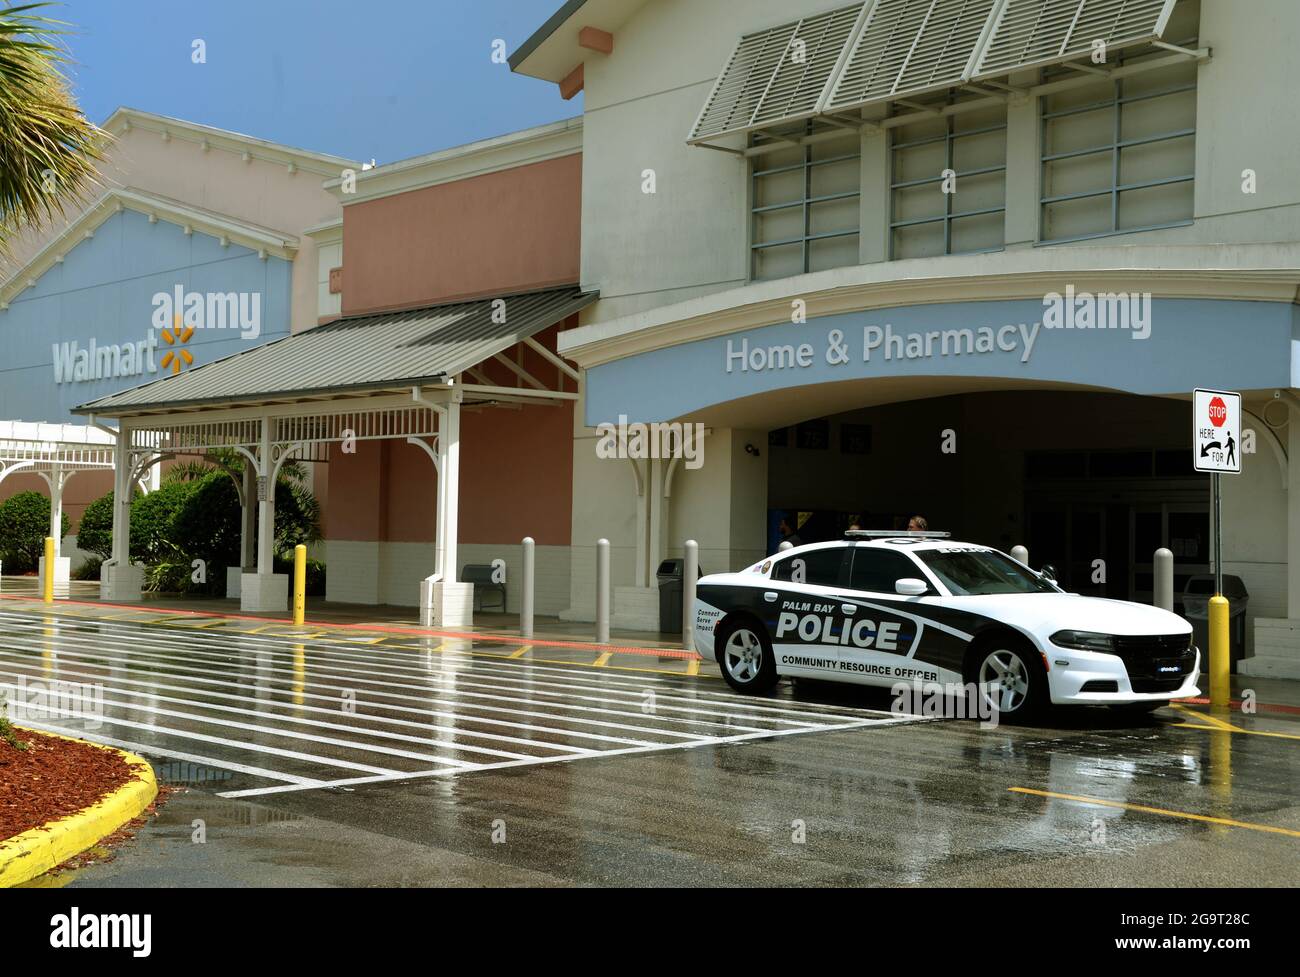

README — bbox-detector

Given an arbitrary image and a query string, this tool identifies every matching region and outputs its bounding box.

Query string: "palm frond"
[0,2,105,252]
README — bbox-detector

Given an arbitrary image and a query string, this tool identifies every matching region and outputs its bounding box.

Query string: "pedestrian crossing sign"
[1193,388,1241,474]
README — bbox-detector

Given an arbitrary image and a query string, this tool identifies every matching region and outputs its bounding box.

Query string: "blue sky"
[54,0,579,164]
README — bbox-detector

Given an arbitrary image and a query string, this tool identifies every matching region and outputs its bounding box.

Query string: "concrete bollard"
[683,540,699,652]
[1153,547,1174,612]
[596,538,610,644]
[778,540,794,552]
[293,544,307,626]
[1010,545,1029,566]
[521,536,535,639]
[43,536,55,604]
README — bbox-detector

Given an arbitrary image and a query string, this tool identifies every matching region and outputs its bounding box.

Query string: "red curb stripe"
[0,593,702,660]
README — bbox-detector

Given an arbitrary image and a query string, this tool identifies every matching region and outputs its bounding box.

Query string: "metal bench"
[461,563,506,612]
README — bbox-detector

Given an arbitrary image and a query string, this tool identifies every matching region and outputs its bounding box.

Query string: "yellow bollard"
[42,536,55,604]
[293,544,307,626]
[1208,594,1230,708]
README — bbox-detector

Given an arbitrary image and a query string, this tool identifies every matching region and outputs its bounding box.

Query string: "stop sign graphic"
[1208,396,1227,427]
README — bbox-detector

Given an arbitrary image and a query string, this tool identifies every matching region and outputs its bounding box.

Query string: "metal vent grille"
[826,0,1000,112]
[689,3,868,143]
[974,0,1177,78]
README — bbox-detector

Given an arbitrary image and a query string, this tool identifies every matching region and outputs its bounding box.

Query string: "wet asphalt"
[3,603,1297,887]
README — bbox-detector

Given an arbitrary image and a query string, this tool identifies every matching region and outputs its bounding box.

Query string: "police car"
[693,532,1200,717]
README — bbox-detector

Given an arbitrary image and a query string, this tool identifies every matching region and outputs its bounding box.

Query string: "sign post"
[1193,389,1242,708]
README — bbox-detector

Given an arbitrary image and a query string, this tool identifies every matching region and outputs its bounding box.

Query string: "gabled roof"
[0,187,298,311]
[75,286,598,417]
[102,107,361,177]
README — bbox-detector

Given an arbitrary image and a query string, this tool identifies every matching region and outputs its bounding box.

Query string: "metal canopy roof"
[689,0,1181,146]
[75,286,596,416]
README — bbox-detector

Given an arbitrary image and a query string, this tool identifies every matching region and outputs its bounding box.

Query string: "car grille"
[1112,634,1195,692]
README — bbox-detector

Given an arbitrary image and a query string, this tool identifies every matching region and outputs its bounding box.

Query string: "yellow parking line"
[508,644,533,659]
[1172,722,1300,742]
[686,658,700,677]
[592,651,613,667]
[1169,703,1300,740]
[1172,703,1240,731]
[1008,787,1300,838]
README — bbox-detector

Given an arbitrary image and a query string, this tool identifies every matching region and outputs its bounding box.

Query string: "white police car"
[693,532,1200,717]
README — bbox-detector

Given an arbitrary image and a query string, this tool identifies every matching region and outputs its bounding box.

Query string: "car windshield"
[918,549,1057,596]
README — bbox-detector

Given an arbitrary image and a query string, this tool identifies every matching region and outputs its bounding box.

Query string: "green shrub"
[172,471,242,594]
[275,480,322,554]
[75,492,116,559]
[273,555,327,596]
[0,491,70,573]
[72,555,103,581]
[129,480,198,564]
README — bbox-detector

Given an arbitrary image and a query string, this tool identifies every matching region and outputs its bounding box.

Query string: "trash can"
[657,559,685,634]
[1182,574,1249,672]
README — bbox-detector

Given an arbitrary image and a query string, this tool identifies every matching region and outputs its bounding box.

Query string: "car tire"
[718,620,778,695]
[972,639,1048,722]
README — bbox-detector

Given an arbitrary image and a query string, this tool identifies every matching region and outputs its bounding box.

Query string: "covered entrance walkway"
[75,285,594,624]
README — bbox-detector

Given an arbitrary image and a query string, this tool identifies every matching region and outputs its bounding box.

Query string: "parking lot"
[2,599,1296,887]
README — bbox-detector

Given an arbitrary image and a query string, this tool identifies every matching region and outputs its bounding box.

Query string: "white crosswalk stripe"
[0,607,922,798]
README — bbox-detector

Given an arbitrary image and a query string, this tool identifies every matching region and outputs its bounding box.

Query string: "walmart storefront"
[0,190,294,569]
[558,254,1300,677]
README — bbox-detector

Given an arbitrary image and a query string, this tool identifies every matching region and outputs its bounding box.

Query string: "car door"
[765,545,851,679]
[835,547,949,687]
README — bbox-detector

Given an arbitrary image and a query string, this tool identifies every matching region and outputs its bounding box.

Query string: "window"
[751,122,861,281]
[918,550,1057,595]
[890,103,1007,259]
[772,546,847,586]
[849,548,927,594]
[1039,4,1199,243]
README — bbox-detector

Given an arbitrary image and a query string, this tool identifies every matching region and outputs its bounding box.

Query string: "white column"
[442,393,462,584]
[110,430,131,568]
[101,424,143,601]
[240,460,256,570]
[648,457,666,576]
[435,410,449,579]
[632,459,648,588]
[256,417,274,574]
[48,465,63,558]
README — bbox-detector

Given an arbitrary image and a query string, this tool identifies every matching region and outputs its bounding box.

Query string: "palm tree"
[0,3,101,247]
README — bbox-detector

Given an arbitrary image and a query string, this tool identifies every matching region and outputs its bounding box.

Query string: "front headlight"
[1050,630,1117,653]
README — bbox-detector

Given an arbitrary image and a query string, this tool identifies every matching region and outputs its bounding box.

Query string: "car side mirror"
[1039,564,1058,582]
[895,578,928,596]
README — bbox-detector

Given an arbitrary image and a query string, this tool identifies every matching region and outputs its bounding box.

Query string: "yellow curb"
[0,729,158,888]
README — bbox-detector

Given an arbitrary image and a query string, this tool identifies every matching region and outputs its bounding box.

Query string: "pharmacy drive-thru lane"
[0,606,920,799]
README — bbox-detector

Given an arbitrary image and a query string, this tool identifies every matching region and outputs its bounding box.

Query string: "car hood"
[941,592,1191,636]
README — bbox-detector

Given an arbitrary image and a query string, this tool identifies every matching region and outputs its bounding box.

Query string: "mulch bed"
[0,728,134,841]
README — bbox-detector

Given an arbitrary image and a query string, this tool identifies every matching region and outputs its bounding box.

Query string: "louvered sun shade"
[689,0,1182,145]
[689,3,868,144]
[825,0,1000,113]
[973,0,1179,78]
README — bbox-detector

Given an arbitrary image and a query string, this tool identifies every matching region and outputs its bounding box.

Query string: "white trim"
[103,107,361,178]
[326,117,583,204]
[558,244,1300,367]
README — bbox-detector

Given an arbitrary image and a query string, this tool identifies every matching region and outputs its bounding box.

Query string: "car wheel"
[975,643,1047,721]
[719,621,778,695]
